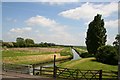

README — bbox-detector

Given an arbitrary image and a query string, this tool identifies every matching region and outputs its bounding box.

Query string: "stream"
[71,48,81,60]
[29,48,81,75]
[35,48,81,68]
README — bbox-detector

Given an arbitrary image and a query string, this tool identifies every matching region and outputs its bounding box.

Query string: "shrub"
[80,52,95,58]
[95,45,118,65]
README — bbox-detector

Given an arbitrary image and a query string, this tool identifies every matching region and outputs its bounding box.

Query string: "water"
[71,49,81,60]
[32,48,81,73]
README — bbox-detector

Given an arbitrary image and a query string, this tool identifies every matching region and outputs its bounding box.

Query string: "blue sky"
[2,1,118,46]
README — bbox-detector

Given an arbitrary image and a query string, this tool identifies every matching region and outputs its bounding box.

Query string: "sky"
[1,0,119,46]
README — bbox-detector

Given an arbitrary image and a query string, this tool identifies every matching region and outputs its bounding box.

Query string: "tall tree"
[25,38,34,47]
[113,34,120,78]
[16,37,25,47]
[85,14,107,54]
[113,34,120,47]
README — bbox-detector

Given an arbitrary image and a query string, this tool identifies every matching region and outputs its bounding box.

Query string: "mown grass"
[58,57,118,71]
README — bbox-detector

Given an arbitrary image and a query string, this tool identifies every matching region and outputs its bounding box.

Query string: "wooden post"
[99,70,102,80]
[33,64,35,75]
[53,55,56,78]
[118,60,120,80]
[40,66,42,75]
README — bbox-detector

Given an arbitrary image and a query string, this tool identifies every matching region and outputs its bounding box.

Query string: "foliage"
[85,14,107,54]
[16,37,25,47]
[2,42,14,48]
[113,34,120,47]
[113,34,120,55]
[25,38,34,47]
[80,52,95,58]
[95,45,118,65]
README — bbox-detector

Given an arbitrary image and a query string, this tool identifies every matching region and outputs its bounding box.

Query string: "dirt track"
[2,71,55,80]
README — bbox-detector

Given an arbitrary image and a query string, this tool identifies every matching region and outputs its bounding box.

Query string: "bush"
[80,52,95,58]
[95,45,118,65]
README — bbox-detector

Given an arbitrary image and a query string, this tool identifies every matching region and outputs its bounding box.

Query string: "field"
[2,47,72,65]
[58,57,118,71]
[74,47,87,53]
[2,47,118,71]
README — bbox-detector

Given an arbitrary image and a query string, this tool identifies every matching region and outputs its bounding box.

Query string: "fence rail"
[33,66,118,80]
[2,63,32,74]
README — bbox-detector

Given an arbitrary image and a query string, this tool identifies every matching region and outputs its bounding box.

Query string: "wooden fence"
[33,66,118,80]
[2,63,32,74]
[3,63,118,79]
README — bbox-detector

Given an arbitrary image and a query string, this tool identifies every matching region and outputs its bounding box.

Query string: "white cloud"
[25,15,81,45]
[105,19,118,28]
[26,15,57,27]
[26,15,67,34]
[10,27,32,33]
[59,2,118,20]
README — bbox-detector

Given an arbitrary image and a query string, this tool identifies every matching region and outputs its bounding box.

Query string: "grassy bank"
[2,47,72,65]
[58,57,118,71]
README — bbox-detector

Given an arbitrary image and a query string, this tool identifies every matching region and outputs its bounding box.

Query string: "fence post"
[40,66,42,75]
[76,69,79,79]
[53,55,56,78]
[99,70,102,80]
[118,61,120,80]
[33,64,35,75]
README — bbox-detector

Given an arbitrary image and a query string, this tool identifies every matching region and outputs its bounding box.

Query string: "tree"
[16,37,25,47]
[85,14,107,54]
[113,34,120,47]
[113,34,120,69]
[25,38,34,47]
[2,42,14,48]
[113,34,120,56]
[96,45,118,65]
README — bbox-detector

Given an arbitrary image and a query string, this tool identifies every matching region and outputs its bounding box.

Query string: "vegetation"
[74,47,87,53]
[60,47,72,57]
[86,14,107,54]
[95,45,118,65]
[16,37,24,47]
[113,34,120,55]
[58,57,117,71]
[80,52,95,58]
[2,37,56,48]
[2,47,71,65]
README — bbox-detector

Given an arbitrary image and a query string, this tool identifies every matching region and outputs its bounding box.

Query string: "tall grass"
[2,47,71,65]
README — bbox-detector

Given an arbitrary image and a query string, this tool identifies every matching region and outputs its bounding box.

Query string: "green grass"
[58,57,118,71]
[60,47,72,57]
[74,47,87,53]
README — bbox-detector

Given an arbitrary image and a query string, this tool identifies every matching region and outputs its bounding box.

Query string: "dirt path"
[2,71,55,80]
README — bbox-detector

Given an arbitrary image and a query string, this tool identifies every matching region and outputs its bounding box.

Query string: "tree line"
[2,37,56,48]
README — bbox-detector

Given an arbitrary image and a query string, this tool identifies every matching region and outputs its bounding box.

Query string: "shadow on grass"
[91,59,118,66]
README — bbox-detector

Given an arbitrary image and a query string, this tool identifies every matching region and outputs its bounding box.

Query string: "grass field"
[75,48,87,53]
[58,57,118,71]
[2,47,72,65]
